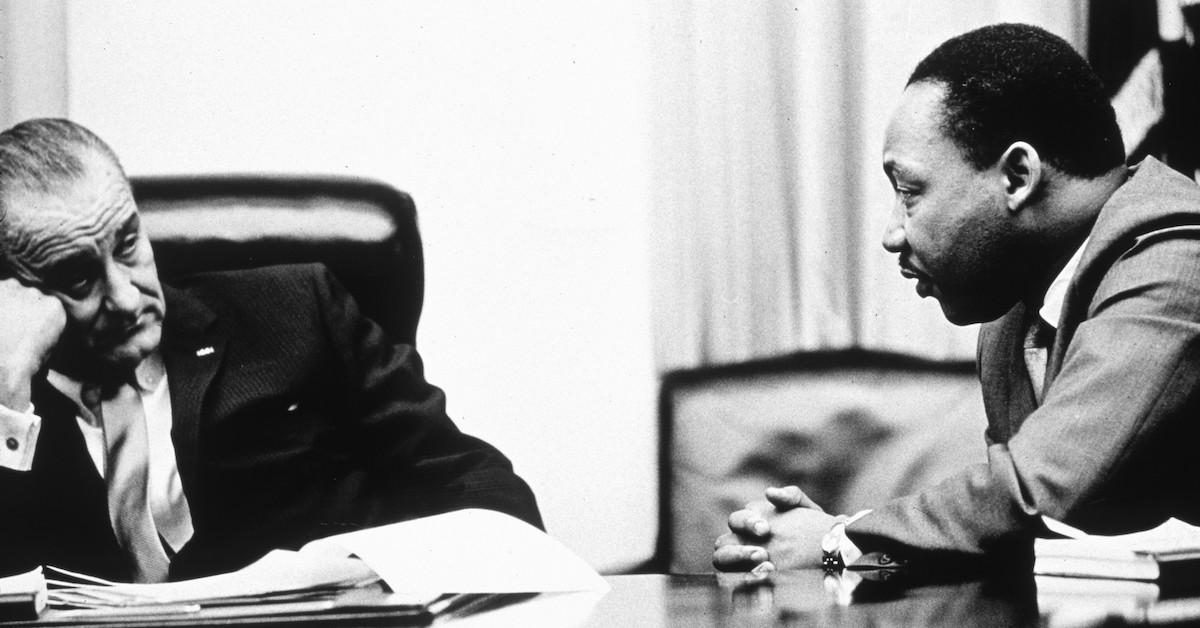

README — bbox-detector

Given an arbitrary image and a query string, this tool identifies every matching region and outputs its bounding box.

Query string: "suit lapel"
[978,302,1038,442]
[28,377,130,579]
[161,285,227,506]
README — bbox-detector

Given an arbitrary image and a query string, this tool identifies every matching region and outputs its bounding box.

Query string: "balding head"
[0,119,129,271]
[0,118,125,201]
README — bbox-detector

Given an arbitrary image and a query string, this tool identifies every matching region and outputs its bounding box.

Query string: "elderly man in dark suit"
[715,23,1200,571]
[0,118,541,582]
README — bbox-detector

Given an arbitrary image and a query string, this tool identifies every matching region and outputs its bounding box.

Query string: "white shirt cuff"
[839,509,872,566]
[0,402,40,472]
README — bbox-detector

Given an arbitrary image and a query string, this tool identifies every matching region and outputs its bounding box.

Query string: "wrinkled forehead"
[1,159,136,276]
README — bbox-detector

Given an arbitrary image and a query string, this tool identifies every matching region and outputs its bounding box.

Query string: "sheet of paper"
[306,508,609,595]
[49,551,380,607]
[1038,517,1200,560]
[0,567,47,618]
[0,568,45,597]
[43,507,605,611]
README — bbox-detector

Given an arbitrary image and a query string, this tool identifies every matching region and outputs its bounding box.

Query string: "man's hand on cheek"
[0,278,67,409]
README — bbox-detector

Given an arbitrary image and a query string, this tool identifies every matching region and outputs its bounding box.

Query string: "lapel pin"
[195,346,216,357]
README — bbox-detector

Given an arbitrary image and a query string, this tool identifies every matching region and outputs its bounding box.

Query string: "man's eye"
[115,233,140,258]
[44,263,96,298]
[896,187,918,207]
[60,272,95,298]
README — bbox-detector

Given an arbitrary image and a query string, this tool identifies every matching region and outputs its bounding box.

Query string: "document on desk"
[0,568,46,621]
[304,507,608,595]
[40,507,605,616]
[1035,517,1200,583]
[46,550,383,607]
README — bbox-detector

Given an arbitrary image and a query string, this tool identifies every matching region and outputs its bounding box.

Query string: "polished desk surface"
[16,571,1198,626]
[440,571,1043,627]
[440,571,1200,627]
[592,572,1036,627]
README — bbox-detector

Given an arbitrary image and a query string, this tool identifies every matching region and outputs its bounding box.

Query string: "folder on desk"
[0,569,45,622]
[1035,517,1200,584]
[3,508,605,625]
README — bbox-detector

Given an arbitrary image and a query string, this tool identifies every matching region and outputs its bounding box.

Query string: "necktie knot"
[80,384,103,413]
[1025,317,1056,350]
[80,369,141,409]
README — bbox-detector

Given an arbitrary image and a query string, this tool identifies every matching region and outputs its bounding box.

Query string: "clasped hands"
[712,485,837,572]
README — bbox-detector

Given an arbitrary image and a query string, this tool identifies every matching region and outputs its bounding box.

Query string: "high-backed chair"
[655,348,987,573]
[130,175,424,346]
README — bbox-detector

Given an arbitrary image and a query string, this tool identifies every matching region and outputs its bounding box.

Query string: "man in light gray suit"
[715,23,1200,571]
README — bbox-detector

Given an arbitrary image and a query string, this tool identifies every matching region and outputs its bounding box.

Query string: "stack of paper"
[7,508,606,624]
[0,569,46,621]
[45,551,388,610]
[1036,521,1200,627]
[1035,517,1200,582]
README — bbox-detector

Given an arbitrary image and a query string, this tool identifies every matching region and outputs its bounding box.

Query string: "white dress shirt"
[0,354,194,554]
[1039,237,1091,330]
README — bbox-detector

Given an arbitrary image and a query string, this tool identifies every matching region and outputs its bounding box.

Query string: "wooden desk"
[15,572,1187,626]
[439,572,1043,627]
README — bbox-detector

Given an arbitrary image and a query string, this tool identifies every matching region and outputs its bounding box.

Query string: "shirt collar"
[45,370,91,424]
[47,351,167,420]
[1038,237,1090,330]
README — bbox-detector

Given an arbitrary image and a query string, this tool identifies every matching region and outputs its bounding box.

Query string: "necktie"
[83,382,171,583]
[1023,316,1056,405]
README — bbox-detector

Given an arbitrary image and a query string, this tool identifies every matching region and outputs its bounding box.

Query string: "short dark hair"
[908,23,1124,178]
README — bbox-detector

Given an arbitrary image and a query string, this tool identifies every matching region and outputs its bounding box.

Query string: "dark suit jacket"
[0,263,542,581]
[849,157,1200,561]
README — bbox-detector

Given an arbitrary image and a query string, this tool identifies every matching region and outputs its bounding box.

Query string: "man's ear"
[998,141,1042,213]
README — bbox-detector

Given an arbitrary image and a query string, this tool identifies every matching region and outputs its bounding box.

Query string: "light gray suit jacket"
[848,158,1200,561]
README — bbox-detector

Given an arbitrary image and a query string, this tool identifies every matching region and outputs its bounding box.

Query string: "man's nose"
[101,261,140,315]
[881,206,906,253]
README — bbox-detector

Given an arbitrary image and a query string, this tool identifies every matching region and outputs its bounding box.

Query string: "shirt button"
[5,437,17,451]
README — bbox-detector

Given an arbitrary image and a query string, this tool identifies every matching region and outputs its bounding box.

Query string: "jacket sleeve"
[309,265,544,530]
[848,229,1200,559]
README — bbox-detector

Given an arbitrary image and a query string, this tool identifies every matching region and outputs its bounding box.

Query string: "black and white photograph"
[0,1,1196,626]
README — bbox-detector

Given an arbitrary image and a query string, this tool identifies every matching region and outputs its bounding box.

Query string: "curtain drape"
[0,0,67,128]
[648,0,1085,371]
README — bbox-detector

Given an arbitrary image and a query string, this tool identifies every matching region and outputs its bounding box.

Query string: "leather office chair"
[130,175,424,346]
[654,348,984,573]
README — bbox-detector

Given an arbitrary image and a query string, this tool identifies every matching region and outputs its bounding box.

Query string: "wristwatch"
[821,516,850,571]
[820,510,872,571]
